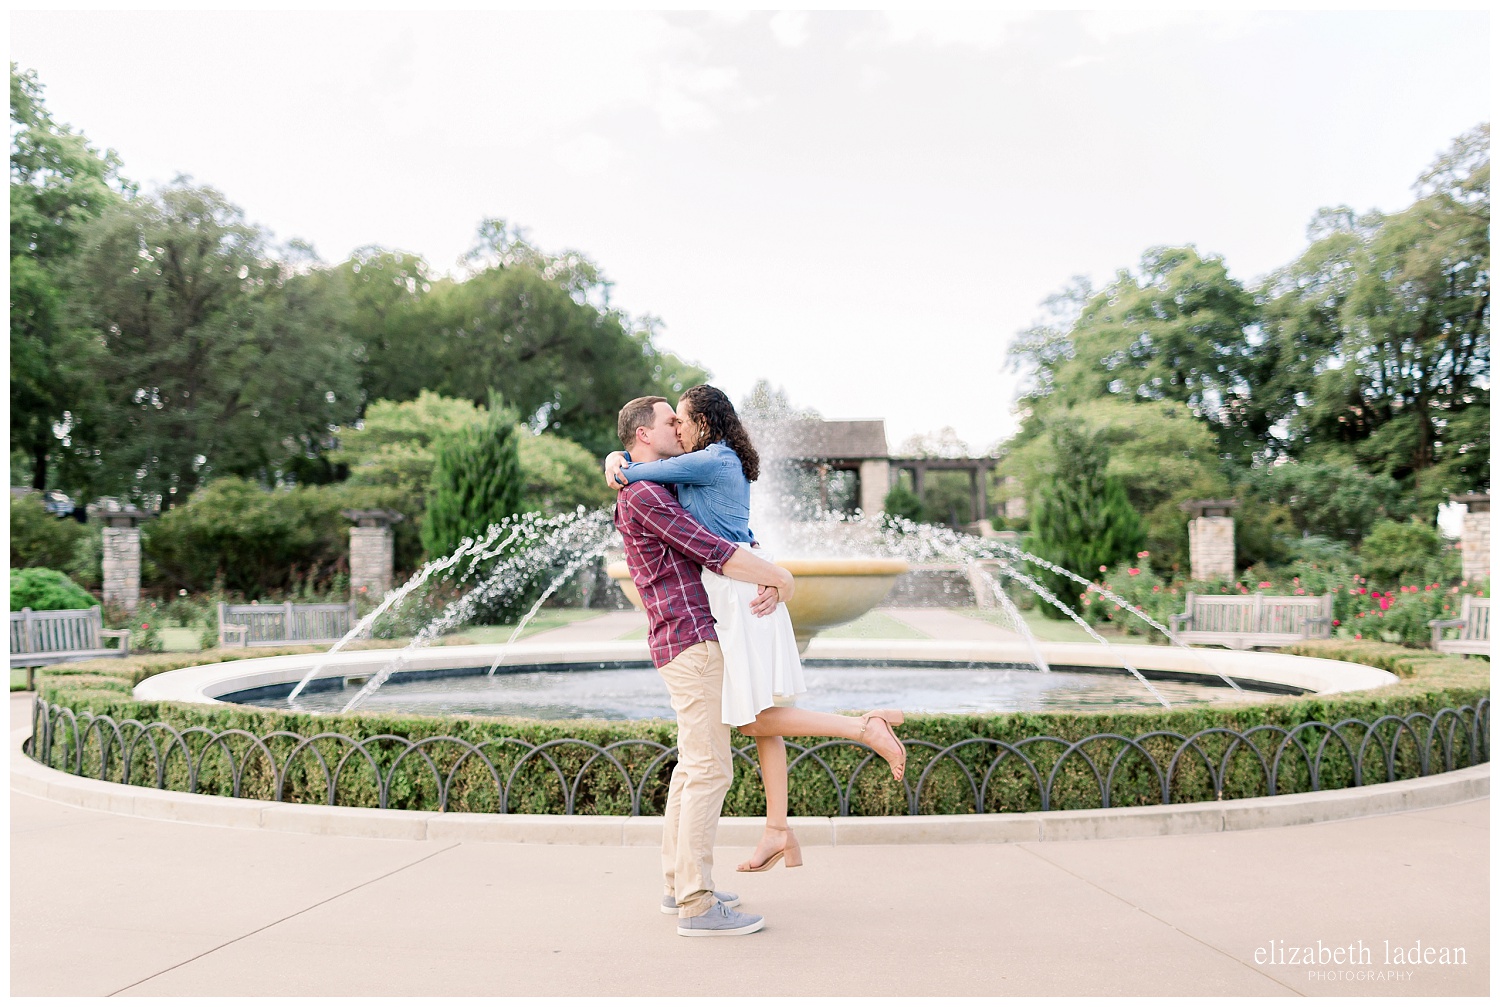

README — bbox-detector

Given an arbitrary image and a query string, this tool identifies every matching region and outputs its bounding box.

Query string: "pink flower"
[1153,585,1161,593]
[1378,597,1391,611]
[1099,566,1108,573]
[1258,581,1272,589]
[1332,619,1340,626]
[141,623,149,629]
[1137,551,1150,559]
[1354,632,1362,640]
[1128,568,1140,576]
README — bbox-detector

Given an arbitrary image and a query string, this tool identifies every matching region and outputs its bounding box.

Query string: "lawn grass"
[441,609,607,644]
[950,607,1154,645]
[819,610,930,639]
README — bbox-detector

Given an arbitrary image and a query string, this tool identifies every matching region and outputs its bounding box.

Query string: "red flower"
[1332,619,1340,626]
[1354,632,1362,640]
[141,623,149,629]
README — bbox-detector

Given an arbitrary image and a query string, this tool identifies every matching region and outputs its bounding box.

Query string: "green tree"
[1027,423,1146,617]
[1245,459,1407,545]
[423,221,708,456]
[335,246,436,406]
[10,65,129,490]
[1010,247,1263,462]
[332,391,608,523]
[516,431,613,514]
[66,181,361,505]
[422,404,524,558]
[1001,399,1225,570]
[1259,125,1489,510]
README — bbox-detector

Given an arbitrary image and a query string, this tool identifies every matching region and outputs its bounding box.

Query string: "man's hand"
[603,451,629,491]
[750,584,779,618]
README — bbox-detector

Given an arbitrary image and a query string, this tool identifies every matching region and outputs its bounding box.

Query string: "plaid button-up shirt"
[614,481,739,668]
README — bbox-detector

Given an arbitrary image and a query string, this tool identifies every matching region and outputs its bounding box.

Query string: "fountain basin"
[132,639,1399,709]
[605,557,909,650]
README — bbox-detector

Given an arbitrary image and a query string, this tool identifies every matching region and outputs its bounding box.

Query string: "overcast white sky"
[10,9,1490,453]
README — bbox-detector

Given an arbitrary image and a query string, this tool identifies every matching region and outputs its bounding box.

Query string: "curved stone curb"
[13,729,1486,845]
[130,638,1399,705]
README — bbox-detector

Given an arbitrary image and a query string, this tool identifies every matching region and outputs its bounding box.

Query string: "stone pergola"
[763,418,998,524]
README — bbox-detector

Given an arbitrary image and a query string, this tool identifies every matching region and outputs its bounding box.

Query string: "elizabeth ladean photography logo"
[1255,938,1469,980]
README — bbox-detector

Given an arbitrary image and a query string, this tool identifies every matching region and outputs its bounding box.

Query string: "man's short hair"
[617,396,668,449]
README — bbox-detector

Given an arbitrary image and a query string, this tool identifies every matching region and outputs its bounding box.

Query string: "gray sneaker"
[660,890,740,915]
[676,900,765,937]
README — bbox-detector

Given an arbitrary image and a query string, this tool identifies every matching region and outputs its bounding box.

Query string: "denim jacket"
[621,441,755,544]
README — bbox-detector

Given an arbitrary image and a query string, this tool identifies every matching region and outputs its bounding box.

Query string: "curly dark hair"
[680,384,760,482]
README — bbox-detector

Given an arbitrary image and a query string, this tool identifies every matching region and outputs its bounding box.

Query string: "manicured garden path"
[10,691,1487,996]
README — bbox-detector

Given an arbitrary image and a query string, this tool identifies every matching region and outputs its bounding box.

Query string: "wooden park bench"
[217,601,362,648]
[1429,595,1490,658]
[1169,592,1333,650]
[9,606,131,690]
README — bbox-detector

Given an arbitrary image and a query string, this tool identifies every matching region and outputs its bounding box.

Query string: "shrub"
[9,494,94,582]
[1360,518,1446,585]
[422,404,523,559]
[108,599,163,653]
[9,568,99,611]
[1028,423,1145,617]
[1087,555,1182,637]
[884,484,926,524]
[143,477,415,598]
[26,640,1489,815]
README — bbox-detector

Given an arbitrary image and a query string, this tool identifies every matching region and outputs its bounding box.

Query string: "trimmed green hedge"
[26,639,1490,817]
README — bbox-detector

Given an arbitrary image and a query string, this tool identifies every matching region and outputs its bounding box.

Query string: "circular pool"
[228,661,1290,719]
[133,639,1399,716]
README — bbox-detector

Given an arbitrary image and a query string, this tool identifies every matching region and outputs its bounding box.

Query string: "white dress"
[699,544,806,727]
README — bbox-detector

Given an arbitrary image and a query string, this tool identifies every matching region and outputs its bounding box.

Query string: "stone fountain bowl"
[606,557,909,650]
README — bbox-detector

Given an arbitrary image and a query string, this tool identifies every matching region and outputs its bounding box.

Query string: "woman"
[606,384,905,873]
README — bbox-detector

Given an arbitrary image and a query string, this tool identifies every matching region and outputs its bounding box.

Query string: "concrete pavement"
[10,693,1488,996]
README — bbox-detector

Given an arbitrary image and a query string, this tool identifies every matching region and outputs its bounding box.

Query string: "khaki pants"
[658,641,732,918]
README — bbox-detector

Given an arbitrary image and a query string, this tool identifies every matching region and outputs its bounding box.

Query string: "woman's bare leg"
[738,735,790,871]
[739,706,905,778]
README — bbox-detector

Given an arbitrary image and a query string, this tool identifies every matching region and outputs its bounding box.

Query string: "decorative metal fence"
[25,697,1489,817]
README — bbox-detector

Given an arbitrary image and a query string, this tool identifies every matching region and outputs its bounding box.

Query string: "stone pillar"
[342,509,404,601]
[1452,494,1490,582]
[858,459,891,515]
[98,507,150,614]
[1181,500,1238,582]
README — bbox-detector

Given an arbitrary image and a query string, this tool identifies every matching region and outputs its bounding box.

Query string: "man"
[613,395,794,938]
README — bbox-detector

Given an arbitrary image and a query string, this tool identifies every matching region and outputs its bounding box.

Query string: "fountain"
[605,556,909,652]
[127,406,1396,718]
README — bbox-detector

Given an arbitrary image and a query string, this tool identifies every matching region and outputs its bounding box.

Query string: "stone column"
[1181,500,1238,582]
[1452,494,1490,582]
[342,509,404,602]
[99,507,150,614]
[858,459,891,515]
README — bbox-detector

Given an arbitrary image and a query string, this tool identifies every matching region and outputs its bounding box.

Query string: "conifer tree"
[422,401,523,559]
[1027,421,1145,617]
